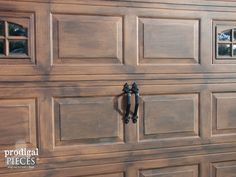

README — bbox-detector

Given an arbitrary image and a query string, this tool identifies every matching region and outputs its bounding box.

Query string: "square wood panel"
[138,18,199,64]
[139,165,199,177]
[0,99,37,149]
[54,97,124,146]
[76,173,124,177]
[212,161,236,177]
[139,94,199,141]
[52,14,123,65]
[212,93,236,136]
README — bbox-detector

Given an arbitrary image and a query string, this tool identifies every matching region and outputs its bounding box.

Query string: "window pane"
[218,44,231,56]
[8,23,27,37]
[0,21,4,36]
[234,29,236,41]
[233,45,236,56]
[218,29,231,41]
[9,40,27,54]
[0,40,4,54]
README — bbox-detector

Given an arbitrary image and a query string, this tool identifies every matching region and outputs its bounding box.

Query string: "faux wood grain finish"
[47,2,236,75]
[212,161,236,177]
[0,99,37,149]
[4,0,236,77]
[140,94,199,140]
[140,165,199,177]
[212,93,236,134]
[52,14,123,65]
[54,97,124,146]
[139,18,199,64]
[1,0,236,177]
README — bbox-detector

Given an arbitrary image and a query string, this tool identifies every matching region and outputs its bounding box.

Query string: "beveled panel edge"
[52,96,125,149]
[211,92,236,136]
[138,17,200,65]
[138,93,200,142]
[0,98,37,149]
[51,13,124,66]
[211,161,236,177]
[139,164,199,177]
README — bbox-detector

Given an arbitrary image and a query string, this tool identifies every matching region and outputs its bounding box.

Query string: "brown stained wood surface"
[140,165,199,177]
[53,14,123,64]
[139,18,199,64]
[1,0,236,177]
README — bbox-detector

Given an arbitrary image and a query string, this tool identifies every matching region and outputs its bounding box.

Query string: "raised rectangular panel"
[52,14,123,65]
[212,161,236,177]
[83,173,124,177]
[54,97,124,146]
[140,165,199,177]
[0,170,124,177]
[139,94,199,140]
[0,99,36,148]
[212,93,236,135]
[139,18,199,64]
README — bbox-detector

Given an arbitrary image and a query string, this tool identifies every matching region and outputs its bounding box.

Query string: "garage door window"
[0,21,28,57]
[217,27,236,58]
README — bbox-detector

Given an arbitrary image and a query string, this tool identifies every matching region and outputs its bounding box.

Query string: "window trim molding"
[213,20,236,64]
[0,12,35,65]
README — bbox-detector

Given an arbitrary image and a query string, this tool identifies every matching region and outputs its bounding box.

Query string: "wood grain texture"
[140,94,199,140]
[5,1,236,76]
[213,93,236,132]
[139,18,199,64]
[52,14,123,65]
[140,165,199,177]
[0,99,37,149]
[212,161,236,177]
[1,0,236,177]
[54,97,124,146]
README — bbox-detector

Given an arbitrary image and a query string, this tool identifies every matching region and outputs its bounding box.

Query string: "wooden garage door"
[1,0,236,177]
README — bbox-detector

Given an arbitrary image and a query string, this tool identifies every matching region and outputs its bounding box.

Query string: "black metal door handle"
[123,83,131,124]
[131,82,139,123]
